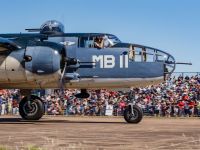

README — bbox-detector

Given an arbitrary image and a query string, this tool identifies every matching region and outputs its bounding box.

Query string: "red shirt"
[182,95,189,101]
[178,101,185,109]
[188,101,195,108]
[119,101,126,108]
[12,100,18,108]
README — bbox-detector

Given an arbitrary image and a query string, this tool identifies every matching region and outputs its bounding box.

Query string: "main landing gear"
[18,89,90,120]
[19,91,44,120]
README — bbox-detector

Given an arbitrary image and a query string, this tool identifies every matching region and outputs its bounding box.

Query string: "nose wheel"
[19,95,44,120]
[124,104,143,123]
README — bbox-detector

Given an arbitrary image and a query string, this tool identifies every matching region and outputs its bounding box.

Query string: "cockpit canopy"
[40,20,64,35]
[79,34,121,48]
[105,35,121,45]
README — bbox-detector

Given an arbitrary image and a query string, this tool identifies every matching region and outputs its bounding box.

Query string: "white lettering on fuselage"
[92,55,104,68]
[92,55,128,68]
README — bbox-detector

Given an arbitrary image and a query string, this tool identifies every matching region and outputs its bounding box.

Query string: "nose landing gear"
[123,90,143,123]
[124,104,143,123]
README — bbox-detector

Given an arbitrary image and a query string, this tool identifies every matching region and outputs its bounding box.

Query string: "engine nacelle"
[25,46,62,82]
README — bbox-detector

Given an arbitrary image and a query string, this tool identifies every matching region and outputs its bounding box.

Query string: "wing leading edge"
[0,37,21,52]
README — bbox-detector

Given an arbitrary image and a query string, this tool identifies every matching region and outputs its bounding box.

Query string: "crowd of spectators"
[0,89,20,115]
[0,75,200,117]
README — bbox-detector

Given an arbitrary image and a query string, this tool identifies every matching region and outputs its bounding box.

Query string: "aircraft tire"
[19,95,44,120]
[124,105,143,123]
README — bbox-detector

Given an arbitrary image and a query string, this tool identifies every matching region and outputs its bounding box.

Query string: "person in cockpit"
[94,37,104,49]
[94,35,116,49]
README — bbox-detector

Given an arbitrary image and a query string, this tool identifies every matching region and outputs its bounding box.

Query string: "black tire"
[19,95,44,120]
[124,105,143,123]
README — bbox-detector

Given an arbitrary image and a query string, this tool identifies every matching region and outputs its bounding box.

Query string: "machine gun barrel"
[165,61,192,65]
[175,62,192,65]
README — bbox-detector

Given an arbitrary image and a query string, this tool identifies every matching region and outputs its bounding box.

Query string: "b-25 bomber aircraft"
[0,20,182,123]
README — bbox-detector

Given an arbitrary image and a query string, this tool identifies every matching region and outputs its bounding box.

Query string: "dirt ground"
[0,116,200,150]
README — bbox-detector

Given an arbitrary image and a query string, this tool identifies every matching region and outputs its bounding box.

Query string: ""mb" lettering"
[92,55,115,68]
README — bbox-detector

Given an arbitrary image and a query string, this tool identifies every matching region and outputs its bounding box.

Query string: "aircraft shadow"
[0,117,127,124]
[0,117,34,124]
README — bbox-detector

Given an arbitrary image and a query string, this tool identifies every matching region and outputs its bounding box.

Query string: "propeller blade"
[59,61,67,98]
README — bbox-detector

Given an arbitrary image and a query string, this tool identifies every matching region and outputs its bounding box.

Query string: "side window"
[79,36,110,49]
[145,49,155,62]
[85,38,94,48]
[79,37,94,48]
[135,47,142,62]
[129,46,157,62]
[155,51,166,62]
[128,46,142,62]
[79,37,87,48]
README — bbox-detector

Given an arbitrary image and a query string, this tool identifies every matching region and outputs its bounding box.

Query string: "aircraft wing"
[0,37,21,52]
[0,33,111,49]
[0,33,47,39]
[0,33,49,49]
[0,33,107,39]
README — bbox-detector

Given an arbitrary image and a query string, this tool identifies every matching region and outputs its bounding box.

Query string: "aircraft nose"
[127,44,176,76]
[164,54,176,74]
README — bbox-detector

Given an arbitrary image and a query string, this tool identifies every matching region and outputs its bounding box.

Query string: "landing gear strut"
[19,95,44,120]
[124,90,143,123]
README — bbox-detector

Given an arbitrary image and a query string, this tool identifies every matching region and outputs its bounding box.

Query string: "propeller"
[59,59,67,99]
[58,56,95,100]
[58,57,80,99]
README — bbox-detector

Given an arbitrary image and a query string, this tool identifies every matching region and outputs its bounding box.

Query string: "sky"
[0,0,199,72]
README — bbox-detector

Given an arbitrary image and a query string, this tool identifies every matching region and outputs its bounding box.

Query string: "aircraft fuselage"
[0,36,174,89]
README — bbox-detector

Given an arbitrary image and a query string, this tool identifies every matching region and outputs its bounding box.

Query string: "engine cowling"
[25,46,62,82]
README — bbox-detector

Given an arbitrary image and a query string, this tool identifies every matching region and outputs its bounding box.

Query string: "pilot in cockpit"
[94,35,114,49]
[94,36,104,49]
